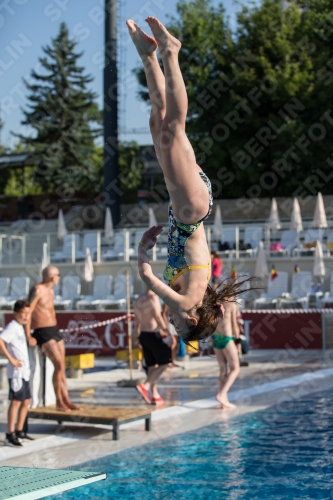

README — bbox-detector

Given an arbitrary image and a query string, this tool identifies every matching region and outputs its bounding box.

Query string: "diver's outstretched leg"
[146,17,209,224]
[126,20,166,163]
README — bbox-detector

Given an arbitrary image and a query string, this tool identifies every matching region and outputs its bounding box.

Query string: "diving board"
[28,405,152,440]
[0,466,106,499]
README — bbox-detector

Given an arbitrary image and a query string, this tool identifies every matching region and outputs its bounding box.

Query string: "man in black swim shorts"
[25,266,81,412]
[134,289,172,406]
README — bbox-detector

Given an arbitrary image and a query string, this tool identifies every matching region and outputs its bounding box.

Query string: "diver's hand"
[140,226,163,250]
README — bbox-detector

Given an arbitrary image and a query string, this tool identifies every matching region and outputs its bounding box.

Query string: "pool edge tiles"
[139,366,333,423]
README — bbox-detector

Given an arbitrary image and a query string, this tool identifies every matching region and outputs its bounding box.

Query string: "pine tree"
[16,22,101,193]
[0,118,11,192]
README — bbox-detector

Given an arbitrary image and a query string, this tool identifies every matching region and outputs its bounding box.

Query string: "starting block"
[65,353,94,379]
[65,353,95,370]
[116,348,142,362]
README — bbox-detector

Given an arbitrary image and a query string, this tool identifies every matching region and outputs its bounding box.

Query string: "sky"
[0,0,241,148]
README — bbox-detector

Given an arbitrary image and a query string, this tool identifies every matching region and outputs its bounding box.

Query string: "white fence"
[0,221,332,267]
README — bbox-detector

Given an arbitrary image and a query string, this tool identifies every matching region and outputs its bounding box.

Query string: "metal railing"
[0,223,331,267]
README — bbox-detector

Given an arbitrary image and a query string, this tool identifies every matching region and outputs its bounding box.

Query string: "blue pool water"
[49,390,333,499]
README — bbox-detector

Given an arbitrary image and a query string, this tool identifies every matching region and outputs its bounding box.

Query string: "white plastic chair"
[11,277,30,300]
[2,277,30,309]
[76,275,113,310]
[54,275,81,310]
[0,277,10,298]
[102,232,134,260]
[270,230,298,256]
[0,277,10,308]
[287,271,312,308]
[254,271,288,308]
[294,228,325,256]
[76,232,98,261]
[51,234,80,262]
[326,232,333,255]
[99,274,133,309]
[322,272,333,306]
[220,227,237,251]
[243,226,263,256]
[130,230,145,259]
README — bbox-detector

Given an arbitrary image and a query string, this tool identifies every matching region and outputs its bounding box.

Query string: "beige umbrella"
[313,240,325,282]
[39,242,49,280]
[57,209,67,241]
[268,198,281,230]
[148,207,157,227]
[104,207,114,239]
[254,241,268,278]
[213,205,223,238]
[312,192,328,228]
[290,197,303,232]
[83,248,94,282]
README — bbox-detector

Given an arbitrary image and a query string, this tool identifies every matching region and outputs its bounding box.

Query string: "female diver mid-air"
[127,17,248,342]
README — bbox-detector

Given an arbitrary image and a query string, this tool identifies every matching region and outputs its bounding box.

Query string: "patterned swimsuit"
[163,172,213,287]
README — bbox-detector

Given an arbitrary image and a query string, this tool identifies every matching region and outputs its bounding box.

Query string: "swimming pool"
[48,389,333,499]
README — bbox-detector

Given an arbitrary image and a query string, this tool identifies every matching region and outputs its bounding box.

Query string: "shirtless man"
[134,288,172,405]
[212,300,240,409]
[25,266,79,412]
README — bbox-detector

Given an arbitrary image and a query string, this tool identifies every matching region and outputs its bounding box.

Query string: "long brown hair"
[184,276,258,342]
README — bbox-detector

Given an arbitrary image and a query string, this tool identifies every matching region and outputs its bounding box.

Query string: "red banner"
[5,310,323,354]
[241,311,322,349]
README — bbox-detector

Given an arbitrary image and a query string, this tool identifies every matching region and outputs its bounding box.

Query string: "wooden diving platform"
[28,405,152,440]
[0,466,106,499]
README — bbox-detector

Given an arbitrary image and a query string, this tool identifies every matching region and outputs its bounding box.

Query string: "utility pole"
[103,0,120,226]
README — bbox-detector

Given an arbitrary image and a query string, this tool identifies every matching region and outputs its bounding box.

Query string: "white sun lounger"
[0,277,30,309]
[99,274,133,309]
[54,275,81,310]
[76,275,113,310]
[254,271,288,309]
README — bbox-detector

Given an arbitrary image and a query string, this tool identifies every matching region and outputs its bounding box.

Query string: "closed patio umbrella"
[213,205,223,238]
[254,241,268,278]
[268,198,281,230]
[57,209,67,241]
[148,207,157,228]
[312,192,328,228]
[290,198,303,232]
[104,207,114,239]
[39,242,49,280]
[83,248,94,282]
[313,240,325,283]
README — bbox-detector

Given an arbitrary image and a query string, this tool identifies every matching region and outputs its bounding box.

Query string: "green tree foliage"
[16,22,101,193]
[0,118,11,192]
[118,142,144,191]
[92,141,144,194]
[135,0,333,199]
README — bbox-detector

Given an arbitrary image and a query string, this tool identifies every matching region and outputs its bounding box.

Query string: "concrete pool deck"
[1,349,333,471]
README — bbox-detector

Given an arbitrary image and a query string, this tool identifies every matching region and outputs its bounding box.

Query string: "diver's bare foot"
[126,19,157,58]
[145,16,181,56]
[216,394,236,410]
